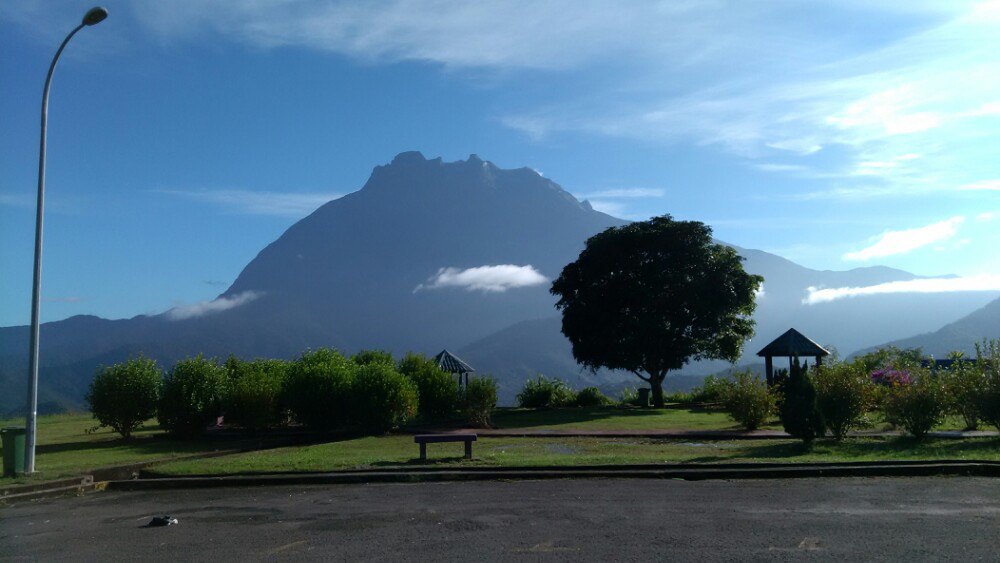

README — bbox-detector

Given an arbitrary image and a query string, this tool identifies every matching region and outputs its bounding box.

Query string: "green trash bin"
[1,427,27,477]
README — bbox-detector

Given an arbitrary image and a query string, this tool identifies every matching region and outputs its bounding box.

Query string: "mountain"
[1,152,996,412]
[864,297,1000,357]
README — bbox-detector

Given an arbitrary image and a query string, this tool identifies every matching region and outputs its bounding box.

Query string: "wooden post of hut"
[756,328,830,386]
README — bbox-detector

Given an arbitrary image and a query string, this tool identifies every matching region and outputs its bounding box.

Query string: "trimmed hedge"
[283,348,357,432]
[224,357,289,430]
[158,355,227,436]
[398,353,459,421]
[350,362,419,433]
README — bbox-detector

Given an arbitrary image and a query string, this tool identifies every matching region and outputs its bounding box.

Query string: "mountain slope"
[866,297,1000,356]
[0,152,995,413]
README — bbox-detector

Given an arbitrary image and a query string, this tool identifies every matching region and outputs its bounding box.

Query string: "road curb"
[109,460,1000,491]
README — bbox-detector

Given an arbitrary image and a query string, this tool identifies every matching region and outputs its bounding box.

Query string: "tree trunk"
[650,373,666,408]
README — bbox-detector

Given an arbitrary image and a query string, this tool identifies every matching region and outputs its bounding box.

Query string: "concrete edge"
[110,461,1000,491]
[0,480,107,504]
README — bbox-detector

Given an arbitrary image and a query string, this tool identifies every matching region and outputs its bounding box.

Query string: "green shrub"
[398,353,459,421]
[86,357,162,439]
[883,371,947,439]
[283,348,356,431]
[941,359,987,430]
[158,355,228,437]
[618,386,639,406]
[351,349,395,367]
[778,360,824,446]
[516,375,576,408]
[575,386,613,407]
[975,339,1000,431]
[463,376,498,427]
[663,391,694,403]
[813,361,874,440]
[691,375,728,403]
[224,357,289,431]
[721,371,775,431]
[350,362,419,433]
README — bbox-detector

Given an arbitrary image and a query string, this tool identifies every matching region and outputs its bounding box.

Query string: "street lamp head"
[82,7,108,26]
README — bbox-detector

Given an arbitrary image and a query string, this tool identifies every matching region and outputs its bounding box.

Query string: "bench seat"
[414,433,477,459]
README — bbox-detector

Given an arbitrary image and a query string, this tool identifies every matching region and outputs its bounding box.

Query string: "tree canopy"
[550,215,763,407]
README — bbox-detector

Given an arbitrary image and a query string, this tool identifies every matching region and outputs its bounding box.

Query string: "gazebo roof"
[756,328,830,358]
[434,349,475,374]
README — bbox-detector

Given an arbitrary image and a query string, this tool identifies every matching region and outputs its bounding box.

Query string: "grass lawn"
[152,434,1000,476]
[0,414,285,487]
[488,405,778,431]
[485,406,973,433]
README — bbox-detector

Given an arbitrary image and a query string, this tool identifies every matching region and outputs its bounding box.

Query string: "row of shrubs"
[718,339,1000,442]
[515,376,616,408]
[86,349,498,439]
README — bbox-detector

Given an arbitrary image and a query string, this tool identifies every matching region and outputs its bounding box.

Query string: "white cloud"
[414,265,548,293]
[977,211,997,222]
[804,275,1000,305]
[166,290,262,320]
[960,180,1000,191]
[843,216,965,261]
[575,188,665,199]
[159,189,342,217]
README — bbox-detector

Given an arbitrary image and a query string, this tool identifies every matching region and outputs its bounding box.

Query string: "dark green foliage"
[779,360,825,446]
[158,355,228,437]
[463,376,498,428]
[224,357,289,431]
[86,357,161,439]
[352,349,396,367]
[398,353,459,421]
[813,362,873,440]
[551,215,762,407]
[350,362,419,433]
[942,359,987,430]
[283,348,356,431]
[575,386,614,407]
[721,371,775,431]
[852,346,925,373]
[975,339,1000,431]
[883,374,947,439]
[516,375,576,408]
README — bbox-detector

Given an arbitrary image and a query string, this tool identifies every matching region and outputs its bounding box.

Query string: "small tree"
[814,361,873,440]
[516,375,576,409]
[283,348,356,432]
[551,215,762,407]
[463,376,498,428]
[351,362,418,433]
[158,355,228,436]
[398,353,459,421]
[224,357,289,431]
[86,357,161,439]
[721,371,775,431]
[975,338,1000,431]
[778,359,824,447]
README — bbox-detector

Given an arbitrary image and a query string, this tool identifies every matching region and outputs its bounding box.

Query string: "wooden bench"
[414,433,477,460]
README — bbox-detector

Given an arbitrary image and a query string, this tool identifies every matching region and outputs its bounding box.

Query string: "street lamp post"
[24,6,108,474]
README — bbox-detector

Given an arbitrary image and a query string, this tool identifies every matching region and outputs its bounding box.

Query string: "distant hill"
[1,152,996,412]
[864,297,1000,357]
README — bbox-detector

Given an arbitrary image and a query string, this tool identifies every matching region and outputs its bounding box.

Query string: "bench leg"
[464,440,473,459]
[420,443,427,461]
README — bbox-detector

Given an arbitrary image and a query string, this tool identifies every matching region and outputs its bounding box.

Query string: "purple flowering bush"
[870,366,912,387]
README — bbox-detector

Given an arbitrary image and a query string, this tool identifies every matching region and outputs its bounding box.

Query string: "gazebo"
[756,328,830,386]
[434,349,476,388]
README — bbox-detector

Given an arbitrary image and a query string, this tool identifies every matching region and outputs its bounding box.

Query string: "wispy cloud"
[977,211,997,222]
[843,216,965,261]
[804,275,1000,304]
[165,290,262,321]
[43,296,86,304]
[414,265,548,293]
[574,188,664,199]
[960,180,1000,191]
[159,189,342,217]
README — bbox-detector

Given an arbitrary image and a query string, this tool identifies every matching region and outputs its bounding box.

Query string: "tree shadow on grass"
[680,437,1000,463]
[489,407,681,429]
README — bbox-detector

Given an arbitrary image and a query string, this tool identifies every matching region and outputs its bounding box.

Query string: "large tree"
[551,215,763,407]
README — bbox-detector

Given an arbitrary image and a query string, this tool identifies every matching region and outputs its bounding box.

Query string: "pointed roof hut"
[756,328,830,386]
[434,349,475,387]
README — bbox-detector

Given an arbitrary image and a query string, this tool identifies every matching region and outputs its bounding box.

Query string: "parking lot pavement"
[2,477,999,561]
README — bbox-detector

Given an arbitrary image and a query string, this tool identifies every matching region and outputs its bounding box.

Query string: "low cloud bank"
[166,290,262,320]
[415,265,548,293]
[803,275,1000,305]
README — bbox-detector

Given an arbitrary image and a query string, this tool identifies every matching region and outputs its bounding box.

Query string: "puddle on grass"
[678,442,721,448]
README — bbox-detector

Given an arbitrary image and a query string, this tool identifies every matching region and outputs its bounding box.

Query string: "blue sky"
[1,0,998,326]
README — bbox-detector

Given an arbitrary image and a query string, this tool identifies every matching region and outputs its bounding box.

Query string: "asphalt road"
[2,477,998,561]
